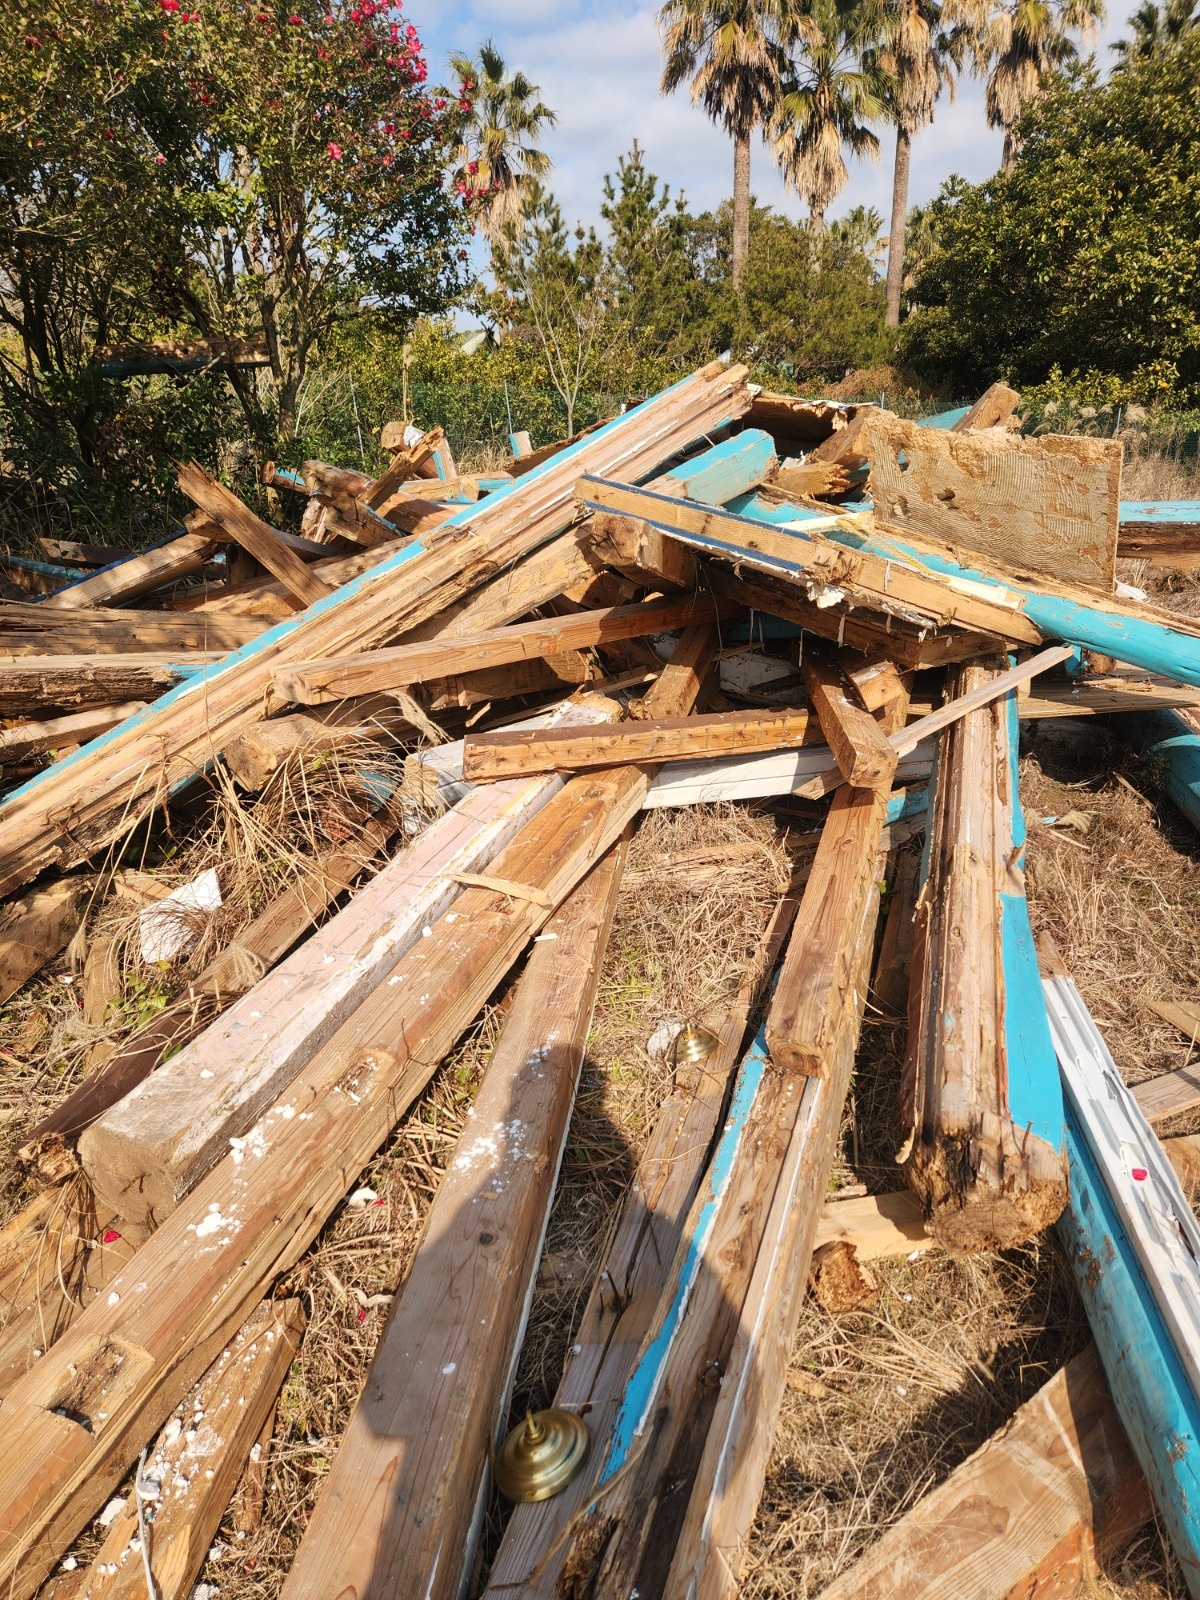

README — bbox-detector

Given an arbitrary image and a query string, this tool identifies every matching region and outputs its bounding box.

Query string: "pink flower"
[154,152,166,163]
[161,0,181,11]
[288,12,302,21]
[399,128,409,138]
[381,153,391,165]
[327,140,342,158]
[404,21,415,36]
[457,248,468,259]
[349,6,360,17]
[466,159,477,174]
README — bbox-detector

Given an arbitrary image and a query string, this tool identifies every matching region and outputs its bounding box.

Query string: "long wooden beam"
[273,591,730,705]
[902,662,1069,1250]
[0,880,88,1005]
[38,529,220,611]
[0,601,269,656]
[178,464,332,607]
[0,703,147,764]
[800,639,897,787]
[282,838,629,1599]
[0,360,747,898]
[0,656,213,716]
[815,1344,1150,1600]
[0,632,714,1596]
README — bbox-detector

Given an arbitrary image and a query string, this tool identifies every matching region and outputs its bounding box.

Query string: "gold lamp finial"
[494,1407,590,1503]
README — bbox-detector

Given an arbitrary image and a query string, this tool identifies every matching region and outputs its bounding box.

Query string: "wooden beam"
[1149,997,1200,1046]
[950,381,1022,433]
[815,1344,1150,1600]
[484,891,800,1597]
[273,591,729,705]
[903,662,1069,1249]
[178,463,333,607]
[800,639,898,788]
[585,510,702,591]
[765,681,909,1075]
[813,1188,932,1261]
[577,476,1043,644]
[0,633,713,1597]
[78,699,620,1228]
[39,539,137,568]
[653,427,777,503]
[1132,1065,1200,1126]
[0,703,146,764]
[0,601,268,657]
[0,879,88,1005]
[0,657,209,716]
[872,845,920,1016]
[37,530,219,611]
[860,415,1121,590]
[1163,1133,1200,1193]
[0,360,748,898]
[281,838,629,1599]
[70,1298,305,1600]
[221,708,407,791]
[643,743,934,810]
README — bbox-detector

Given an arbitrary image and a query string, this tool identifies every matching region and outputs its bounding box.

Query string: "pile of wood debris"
[2,360,1200,1599]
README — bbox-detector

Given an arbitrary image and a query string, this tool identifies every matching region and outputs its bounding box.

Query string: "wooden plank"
[860,413,1121,589]
[577,476,1044,644]
[39,540,137,568]
[0,657,212,716]
[643,743,934,810]
[71,1298,305,1599]
[660,843,890,1600]
[799,639,898,787]
[0,634,713,1598]
[765,683,909,1075]
[1163,1133,1200,1193]
[484,891,800,1598]
[1149,998,1200,1045]
[1021,681,1200,717]
[0,703,146,764]
[37,530,219,611]
[0,361,748,899]
[814,1344,1150,1600]
[813,1189,932,1261]
[902,663,1069,1250]
[584,510,701,591]
[281,838,629,1599]
[78,698,620,1228]
[793,644,1075,800]
[424,652,593,710]
[1118,500,1200,565]
[0,600,269,655]
[178,464,333,607]
[1132,1065,1200,1126]
[654,428,777,503]
[0,880,88,1005]
[872,845,920,1016]
[222,708,408,790]
[273,591,729,705]
[21,800,400,1168]
[950,381,1022,433]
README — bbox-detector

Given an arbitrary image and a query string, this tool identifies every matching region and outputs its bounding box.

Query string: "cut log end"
[808,1240,879,1314]
[908,1125,1069,1252]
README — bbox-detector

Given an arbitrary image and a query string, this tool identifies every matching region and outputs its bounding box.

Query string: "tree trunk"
[810,205,826,233]
[1002,126,1018,172]
[732,130,751,285]
[885,125,913,329]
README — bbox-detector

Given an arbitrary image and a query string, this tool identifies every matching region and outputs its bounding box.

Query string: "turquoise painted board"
[919,405,971,429]
[662,429,776,507]
[1121,501,1200,526]
[1058,1106,1200,1597]
[1111,708,1200,833]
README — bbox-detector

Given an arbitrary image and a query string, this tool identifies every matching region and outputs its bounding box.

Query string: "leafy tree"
[448,41,556,241]
[952,0,1105,168]
[900,42,1200,402]
[170,0,468,444]
[657,0,797,282]
[1111,0,1198,65]
[874,0,964,326]
[771,0,889,230]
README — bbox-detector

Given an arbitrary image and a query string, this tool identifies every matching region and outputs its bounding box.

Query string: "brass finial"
[672,1020,720,1069]
[493,1407,591,1502]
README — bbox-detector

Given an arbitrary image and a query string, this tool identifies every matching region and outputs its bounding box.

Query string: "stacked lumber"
[5,369,1200,1600]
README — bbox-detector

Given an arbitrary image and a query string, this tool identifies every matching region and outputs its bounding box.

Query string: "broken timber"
[902,661,1069,1249]
[281,837,629,1599]
[815,1344,1151,1600]
[798,638,898,788]
[0,359,749,897]
[37,529,220,610]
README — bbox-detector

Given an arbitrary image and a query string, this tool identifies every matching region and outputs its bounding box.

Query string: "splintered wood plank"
[902,661,1069,1250]
[0,602,268,657]
[951,382,1022,433]
[0,361,748,900]
[0,880,88,1005]
[814,1344,1150,1600]
[281,839,629,1599]
[799,640,898,787]
[0,705,145,765]
[273,591,728,705]
[37,531,220,611]
[178,464,332,608]
[0,657,213,716]
[1132,1065,1200,1126]
[0,634,714,1599]
[72,1298,304,1599]
[585,510,702,590]
[765,686,909,1076]
[859,413,1121,590]
[483,890,800,1599]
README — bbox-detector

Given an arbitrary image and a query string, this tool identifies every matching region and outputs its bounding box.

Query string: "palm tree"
[876,0,963,326]
[1111,0,1197,64]
[949,0,1104,169]
[657,0,799,283]
[448,43,557,241]
[771,0,889,232]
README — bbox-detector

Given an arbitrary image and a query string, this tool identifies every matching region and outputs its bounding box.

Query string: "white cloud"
[417,0,1143,233]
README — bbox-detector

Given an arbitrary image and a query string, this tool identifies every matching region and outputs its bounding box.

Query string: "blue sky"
[412,0,1142,236]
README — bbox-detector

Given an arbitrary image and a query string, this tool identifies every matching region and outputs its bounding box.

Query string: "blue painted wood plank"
[0,554,83,585]
[1056,1099,1200,1596]
[1110,708,1200,833]
[1120,501,1200,526]
[920,405,971,429]
[662,429,776,507]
